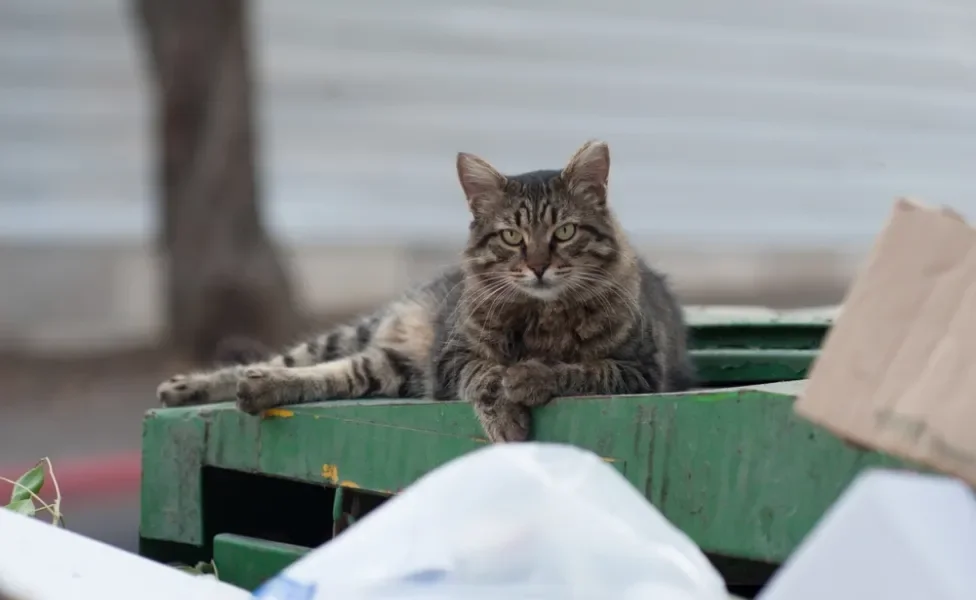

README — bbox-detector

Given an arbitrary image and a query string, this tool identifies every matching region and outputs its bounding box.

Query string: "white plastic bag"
[0,508,249,600]
[758,469,976,600]
[254,442,727,600]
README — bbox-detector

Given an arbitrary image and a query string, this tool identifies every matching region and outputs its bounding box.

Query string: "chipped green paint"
[140,408,207,545]
[140,381,914,565]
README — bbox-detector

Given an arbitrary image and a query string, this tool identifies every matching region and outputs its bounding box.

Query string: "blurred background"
[2,0,976,553]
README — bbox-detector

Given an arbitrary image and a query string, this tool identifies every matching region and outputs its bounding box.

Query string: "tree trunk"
[133,0,300,364]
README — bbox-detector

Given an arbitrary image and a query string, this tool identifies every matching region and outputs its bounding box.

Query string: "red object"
[0,452,141,503]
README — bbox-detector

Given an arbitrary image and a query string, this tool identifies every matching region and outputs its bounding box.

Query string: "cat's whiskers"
[566,275,618,327]
[442,278,502,332]
[582,274,644,333]
[438,269,495,322]
[473,282,519,348]
[569,270,646,344]
[569,276,613,311]
[441,276,510,352]
[451,274,508,324]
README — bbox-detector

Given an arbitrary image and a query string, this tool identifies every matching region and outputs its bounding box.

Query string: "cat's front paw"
[474,401,532,443]
[236,366,288,414]
[502,360,556,407]
[157,374,213,407]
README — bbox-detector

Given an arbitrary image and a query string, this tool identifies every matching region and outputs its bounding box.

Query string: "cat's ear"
[562,140,610,202]
[457,152,506,215]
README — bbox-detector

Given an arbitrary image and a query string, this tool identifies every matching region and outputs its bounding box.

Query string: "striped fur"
[157,140,695,442]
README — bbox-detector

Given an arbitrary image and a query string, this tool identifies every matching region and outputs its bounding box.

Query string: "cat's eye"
[553,223,577,242]
[499,229,523,245]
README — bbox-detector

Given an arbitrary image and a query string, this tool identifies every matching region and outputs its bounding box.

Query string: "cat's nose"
[528,264,548,280]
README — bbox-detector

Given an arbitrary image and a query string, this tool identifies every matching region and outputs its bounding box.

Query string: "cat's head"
[457,140,626,301]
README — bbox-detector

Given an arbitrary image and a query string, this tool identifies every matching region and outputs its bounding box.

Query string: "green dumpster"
[138,306,914,597]
[685,305,832,385]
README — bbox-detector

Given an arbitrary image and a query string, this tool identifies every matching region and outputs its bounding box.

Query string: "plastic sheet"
[254,442,727,600]
[0,508,249,600]
[758,469,976,600]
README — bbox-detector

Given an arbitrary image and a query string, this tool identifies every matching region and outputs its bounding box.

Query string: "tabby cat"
[157,140,695,442]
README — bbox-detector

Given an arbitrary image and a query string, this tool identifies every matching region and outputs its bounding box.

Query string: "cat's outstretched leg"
[235,346,426,413]
[157,368,242,407]
[157,317,383,407]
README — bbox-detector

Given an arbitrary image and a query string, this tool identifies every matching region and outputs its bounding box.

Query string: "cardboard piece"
[795,198,976,486]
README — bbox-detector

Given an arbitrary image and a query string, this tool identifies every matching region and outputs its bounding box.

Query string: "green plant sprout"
[1,459,218,581]
[1,458,63,527]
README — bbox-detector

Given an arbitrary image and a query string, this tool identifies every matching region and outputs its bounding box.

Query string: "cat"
[156,140,696,442]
